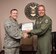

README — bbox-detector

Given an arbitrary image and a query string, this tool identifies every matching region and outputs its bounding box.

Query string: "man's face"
[38,6,45,17]
[10,10,18,20]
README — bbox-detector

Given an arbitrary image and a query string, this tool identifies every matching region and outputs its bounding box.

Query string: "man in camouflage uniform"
[25,5,52,54]
[4,9,23,54]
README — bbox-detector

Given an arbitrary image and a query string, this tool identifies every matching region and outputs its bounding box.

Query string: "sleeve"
[4,21,23,39]
[31,18,52,35]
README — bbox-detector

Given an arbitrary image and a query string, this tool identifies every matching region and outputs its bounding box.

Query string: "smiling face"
[38,5,45,17]
[10,9,18,20]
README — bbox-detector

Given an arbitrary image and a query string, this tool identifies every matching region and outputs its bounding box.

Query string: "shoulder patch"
[45,19,48,23]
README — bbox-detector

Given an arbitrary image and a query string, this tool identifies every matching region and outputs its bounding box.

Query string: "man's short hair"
[38,5,45,10]
[10,9,18,13]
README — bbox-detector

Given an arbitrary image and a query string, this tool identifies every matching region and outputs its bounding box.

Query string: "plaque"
[24,2,39,20]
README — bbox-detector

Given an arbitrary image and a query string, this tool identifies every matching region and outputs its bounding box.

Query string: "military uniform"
[31,15,52,54]
[4,17,23,54]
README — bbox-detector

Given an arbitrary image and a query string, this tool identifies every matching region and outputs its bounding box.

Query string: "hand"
[22,32,29,39]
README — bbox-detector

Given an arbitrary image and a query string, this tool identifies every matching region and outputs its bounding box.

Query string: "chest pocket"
[35,18,45,29]
[12,22,19,28]
[35,20,41,29]
[11,23,19,32]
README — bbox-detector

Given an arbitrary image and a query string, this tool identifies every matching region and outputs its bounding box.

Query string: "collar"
[9,16,17,23]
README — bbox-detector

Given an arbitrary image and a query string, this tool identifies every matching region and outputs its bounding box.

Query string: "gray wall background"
[0,0,56,50]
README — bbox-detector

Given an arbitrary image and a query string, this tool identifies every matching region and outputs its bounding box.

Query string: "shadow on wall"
[0,22,5,51]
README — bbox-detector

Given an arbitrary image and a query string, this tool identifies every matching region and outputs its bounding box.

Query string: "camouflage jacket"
[4,17,22,48]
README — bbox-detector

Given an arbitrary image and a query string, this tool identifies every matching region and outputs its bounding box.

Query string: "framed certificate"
[22,22,33,31]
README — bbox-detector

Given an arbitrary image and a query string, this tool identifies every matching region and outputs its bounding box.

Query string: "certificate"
[22,22,33,31]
